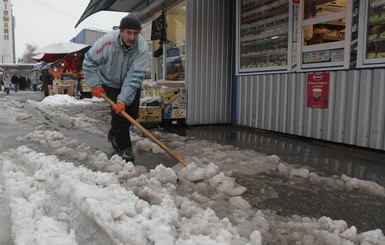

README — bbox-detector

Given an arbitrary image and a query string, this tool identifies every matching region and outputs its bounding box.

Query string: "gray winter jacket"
[82,30,149,105]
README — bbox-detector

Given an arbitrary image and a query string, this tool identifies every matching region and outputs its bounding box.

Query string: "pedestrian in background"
[11,74,19,92]
[26,77,31,89]
[19,75,27,91]
[40,69,54,97]
[2,73,11,95]
[31,73,38,91]
[82,14,149,163]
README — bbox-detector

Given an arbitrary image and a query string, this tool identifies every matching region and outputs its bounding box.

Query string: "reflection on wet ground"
[166,124,385,233]
[174,125,385,188]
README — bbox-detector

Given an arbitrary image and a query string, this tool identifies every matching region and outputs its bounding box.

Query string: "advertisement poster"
[307,72,329,108]
[303,50,330,63]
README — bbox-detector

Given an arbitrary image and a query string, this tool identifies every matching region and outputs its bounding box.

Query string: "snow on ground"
[0,94,384,244]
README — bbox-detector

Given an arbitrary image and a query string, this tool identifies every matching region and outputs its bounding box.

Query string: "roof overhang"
[75,0,178,27]
[0,63,36,75]
[75,0,157,27]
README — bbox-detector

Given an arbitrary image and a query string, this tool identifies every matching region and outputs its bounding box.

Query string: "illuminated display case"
[357,0,385,67]
[236,0,385,72]
[298,0,352,70]
[237,0,292,74]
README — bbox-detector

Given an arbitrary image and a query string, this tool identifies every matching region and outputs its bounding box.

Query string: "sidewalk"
[3,90,385,187]
[162,125,385,233]
[181,125,385,187]
[3,91,385,234]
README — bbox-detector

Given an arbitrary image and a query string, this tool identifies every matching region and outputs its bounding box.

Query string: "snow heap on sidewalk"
[0,94,384,244]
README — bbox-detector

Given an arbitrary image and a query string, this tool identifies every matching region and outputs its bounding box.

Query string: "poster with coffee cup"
[307,72,329,109]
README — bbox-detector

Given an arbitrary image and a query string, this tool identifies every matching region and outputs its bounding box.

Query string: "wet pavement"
[178,125,385,187]
[2,90,385,234]
[5,90,384,187]
[170,125,385,233]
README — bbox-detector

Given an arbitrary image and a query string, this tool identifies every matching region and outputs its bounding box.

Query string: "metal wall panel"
[71,29,107,46]
[186,0,232,125]
[370,69,385,149]
[84,29,108,46]
[344,71,360,145]
[236,69,385,151]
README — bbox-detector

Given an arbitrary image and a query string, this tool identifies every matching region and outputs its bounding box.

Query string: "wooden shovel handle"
[101,93,186,166]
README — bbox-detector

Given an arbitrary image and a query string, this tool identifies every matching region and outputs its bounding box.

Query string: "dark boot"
[108,131,135,163]
[108,132,119,151]
[121,147,135,163]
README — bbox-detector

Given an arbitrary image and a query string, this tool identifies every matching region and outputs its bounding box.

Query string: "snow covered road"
[0,92,384,244]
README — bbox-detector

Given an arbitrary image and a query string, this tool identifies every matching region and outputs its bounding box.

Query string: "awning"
[30,61,57,72]
[32,42,90,63]
[75,0,158,27]
[31,53,67,63]
[34,42,90,55]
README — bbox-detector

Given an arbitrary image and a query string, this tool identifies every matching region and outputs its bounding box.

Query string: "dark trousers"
[43,82,49,96]
[12,83,18,92]
[103,85,141,150]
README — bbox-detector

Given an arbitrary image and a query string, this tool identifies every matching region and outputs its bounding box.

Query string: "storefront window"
[301,0,350,69]
[365,0,385,61]
[165,2,186,81]
[238,0,290,73]
[141,21,152,80]
[151,2,186,81]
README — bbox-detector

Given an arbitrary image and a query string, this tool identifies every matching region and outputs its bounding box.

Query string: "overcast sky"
[12,0,128,59]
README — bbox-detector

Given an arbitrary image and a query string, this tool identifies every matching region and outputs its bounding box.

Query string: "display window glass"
[151,2,186,81]
[358,0,385,66]
[300,0,351,70]
[164,1,185,81]
[141,20,153,80]
[237,0,292,74]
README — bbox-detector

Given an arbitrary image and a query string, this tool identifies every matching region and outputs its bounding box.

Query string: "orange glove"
[112,102,125,115]
[92,87,105,98]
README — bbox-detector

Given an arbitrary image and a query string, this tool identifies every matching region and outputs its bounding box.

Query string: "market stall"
[32,42,90,98]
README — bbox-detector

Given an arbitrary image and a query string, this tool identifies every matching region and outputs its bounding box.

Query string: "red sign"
[292,0,300,4]
[307,72,329,109]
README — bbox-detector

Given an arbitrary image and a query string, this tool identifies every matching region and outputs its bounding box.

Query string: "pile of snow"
[28,97,106,137]
[0,94,384,244]
[277,163,385,197]
[39,94,101,106]
[3,145,384,244]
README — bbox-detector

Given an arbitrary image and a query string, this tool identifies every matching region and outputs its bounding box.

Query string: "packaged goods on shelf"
[239,0,289,71]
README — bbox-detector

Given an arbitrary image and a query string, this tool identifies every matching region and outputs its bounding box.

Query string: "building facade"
[135,0,385,152]
[76,0,385,152]
[0,0,15,63]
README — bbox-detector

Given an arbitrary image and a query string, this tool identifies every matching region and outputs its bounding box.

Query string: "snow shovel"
[101,93,187,167]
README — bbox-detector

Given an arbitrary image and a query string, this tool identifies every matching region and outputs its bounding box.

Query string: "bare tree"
[20,43,38,63]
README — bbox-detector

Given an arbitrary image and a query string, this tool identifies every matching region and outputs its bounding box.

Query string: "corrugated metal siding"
[186,0,232,125]
[71,29,107,46]
[84,29,108,46]
[236,69,385,151]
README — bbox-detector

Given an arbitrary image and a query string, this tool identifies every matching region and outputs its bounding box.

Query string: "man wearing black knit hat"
[83,14,149,163]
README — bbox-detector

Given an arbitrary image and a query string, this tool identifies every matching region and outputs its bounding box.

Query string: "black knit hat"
[119,14,142,31]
